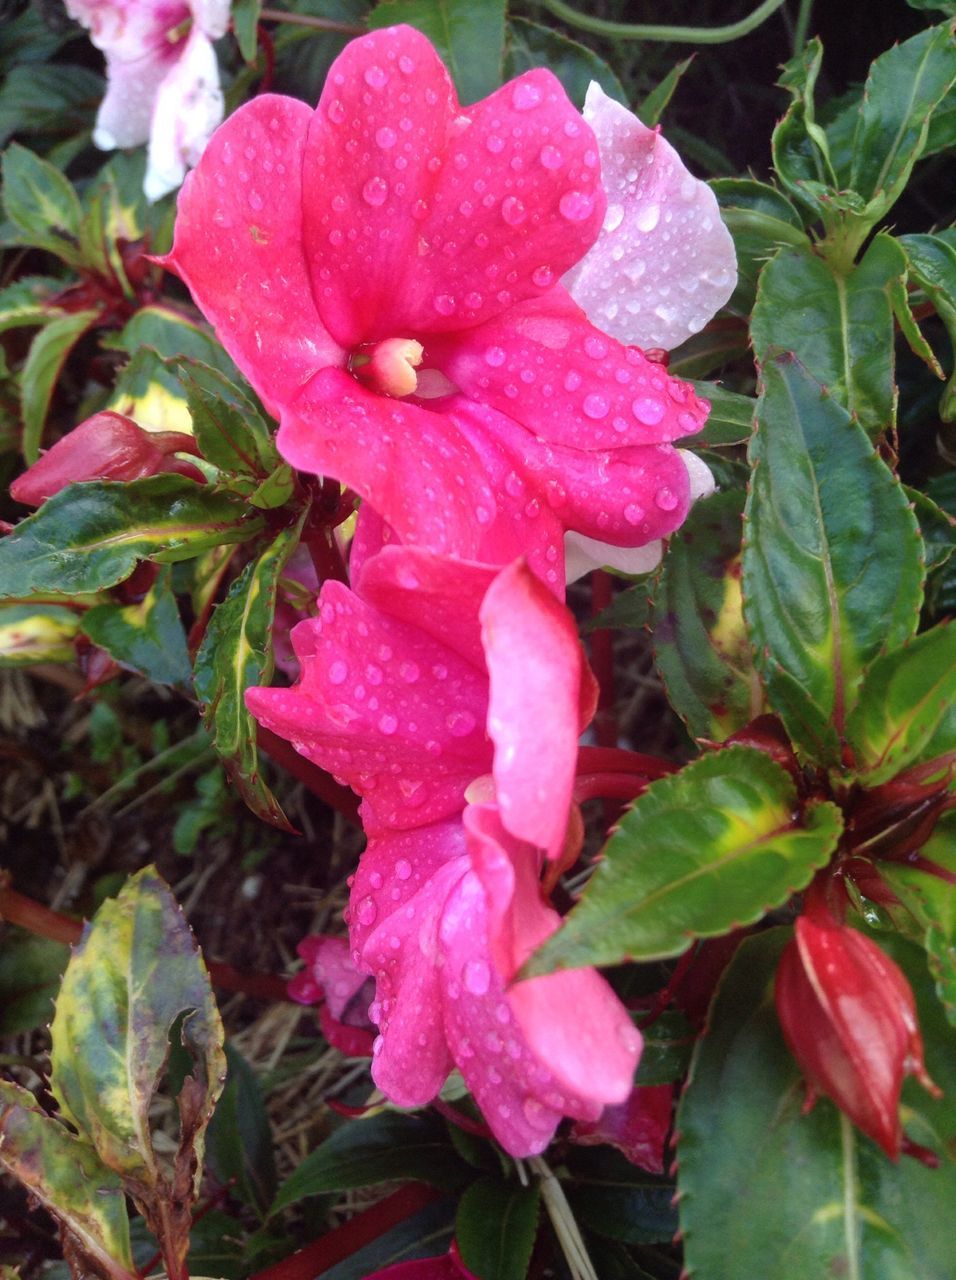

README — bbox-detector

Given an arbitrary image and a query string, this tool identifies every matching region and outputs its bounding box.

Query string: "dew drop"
[446,710,476,737]
[398,54,415,73]
[539,144,563,170]
[328,659,348,685]
[656,486,679,511]
[522,1096,553,1130]
[357,896,378,926]
[584,334,608,360]
[362,175,389,206]
[364,65,388,89]
[603,203,624,232]
[485,346,506,368]
[369,871,383,890]
[501,195,527,226]
[463,959,491,995]
[532,265,554,287]
[486,134,505,154]
[583,393,610,420]
[327,99,346,124]
[624,502,645,525]
[375,125,397,149]
[512,81,543,110]
[399,661,420,684]
[433,293,456,316]
[378,713,398,735]
[559,190,595,222]
[564,370,582,392]
[632,396,665,426]
[395,858,412,880]
[248,189,263,211]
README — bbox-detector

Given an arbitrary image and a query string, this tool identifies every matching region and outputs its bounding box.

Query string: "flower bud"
[775,910,939,1158]
[11,412,202,507]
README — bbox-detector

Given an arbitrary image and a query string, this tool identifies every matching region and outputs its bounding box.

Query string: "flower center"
[351,337,424,398]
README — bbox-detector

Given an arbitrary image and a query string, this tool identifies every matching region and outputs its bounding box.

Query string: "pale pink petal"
[279,372,496,558]
[571,1084,674,1174]
[465,807,641,1108]
[190,0,230,38]
[145,28,223,200]
[563,83,737,351]
[67,0,185,61]
[480,561,592,857]
[355,546,496,672]
[428,290,709,451]
[301,26,604,347]
[296,936,368,1022]
[355,825,468,1107]
[161,95,344,415]
[563,447,714,582]
[245,582,489,834]
[94,45,175,149]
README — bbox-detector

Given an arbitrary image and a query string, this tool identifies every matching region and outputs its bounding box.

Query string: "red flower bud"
[775,907,939,1158]
[10,412,202,507]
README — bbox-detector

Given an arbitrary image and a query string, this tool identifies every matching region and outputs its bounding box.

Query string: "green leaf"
[881,814,956,1026]
[844,22,956,220]
[0,275,63,335]
[687,382,755,447]
[652,490,760,740]
[0,928,68,1034]
[582,582,649,633]
[368,0,506,103]
[81,567,191,686]
[677,929,956,1280]
[456,1178,539,1280]
[0,603,80,666]
[504,17,626,108]
[710,178,809,316]
[638,56,692,127]
[270,1112,471,1214]
[193,516,304,828]
[524,748,841,975]
[317,1199,455,1279]
[742,354,923,764]
[634,1008,695,1085]
[900,232,956,421]
[0,475,263,598]
[846,624,956,785]
[751,234,906,438]
[20,309,99,463]
[206,1042,277,1217]
[0,1080,134,1279]
[907,485,956,574]
[1,142,84,265]
[771,39,835,221]
[50,866,226,1197]
[106,304,237,369]
[232,0,262,61]
[0,64,101,148]
[170,357,276,476]
[566,1149,676,1246]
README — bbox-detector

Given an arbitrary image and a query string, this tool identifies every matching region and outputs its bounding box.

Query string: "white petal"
[145,29,223,201]
[564,83,737,352]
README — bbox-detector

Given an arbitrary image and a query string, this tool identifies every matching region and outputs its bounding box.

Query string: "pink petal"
[563,84,737,351]
[318,1005,376,1058]
[480,561,592,857]
[355,825,469,1107]
[355,545,496,672]
[297,936,368,1022]
[465,402,693,550]
[465,806,641,1108]
[301,26,605,348]
[161,95,344,415]
[366,1255,473,1280]
[279,371,496,558]
[145,28,223,201]
[245,582,489,834]
[571,1084,674,1174]
[430,290,709,450]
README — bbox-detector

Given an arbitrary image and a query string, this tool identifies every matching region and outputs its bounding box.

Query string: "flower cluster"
[166,24,737,1154]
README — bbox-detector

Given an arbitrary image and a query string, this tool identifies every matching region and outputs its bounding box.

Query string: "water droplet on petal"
[559,190,595,222]
[486,134,505,154]
[375,125,397,149]
[328,659,348,685]
[433,294,456,316]
[532,265,554,287]
[539,144,563,169]
[512,81,543,110]
[564,370,582,392]
[485,346,506,367]
[632,397,665,426]
[584,335,608,360]
[398,54,415,73]
[583,393,609,420]
[357,896,378,926]
[399,661,420,684]
[624,502,645,525]
[364,65,388,89]
[463,959,491,995]
[327,99,346,124]
[656,486,679,511]
[379,713,398,734]
[522,1096,553,1130]
[501,196,527,226]
[396,858,412,880]
[362,176,389,206]
[446,710,476,737]
[604,203,624,232]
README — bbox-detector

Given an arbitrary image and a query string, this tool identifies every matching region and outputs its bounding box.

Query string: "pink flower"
[66,0,229,200]
[571,1083,674,1174]
[247,552,641,1155]
[163,25,735,580]
[288,935,375,1058]
[10,411,203,506]
[775,890,940,1158]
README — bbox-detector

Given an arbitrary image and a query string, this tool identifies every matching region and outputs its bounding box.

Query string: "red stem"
[255,22,276,92]
[0,882,292,1002]
[248,1185,441,1280]
[573,772,654,804]
[257,725,360,823]
[589,571,617,751]
[304,527,349,585]
[577,745,678,780]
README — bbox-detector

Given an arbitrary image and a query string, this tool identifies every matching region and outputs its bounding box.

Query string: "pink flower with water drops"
[162,24,734,581]
[246,552,641,1155]
[66,0,229,200]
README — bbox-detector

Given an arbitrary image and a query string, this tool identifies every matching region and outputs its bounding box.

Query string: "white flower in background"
[64,0,230,200]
